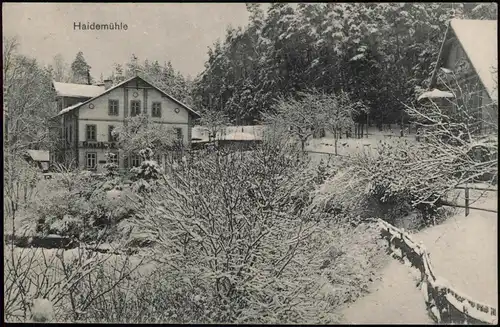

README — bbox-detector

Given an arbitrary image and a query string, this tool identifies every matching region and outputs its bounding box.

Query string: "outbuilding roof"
[26,150,50,162]
[52,82,105,98]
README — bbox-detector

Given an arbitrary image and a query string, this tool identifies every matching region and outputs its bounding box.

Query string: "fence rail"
[441,201,498,214]
[371,218,497,325]
[442,185,498,216]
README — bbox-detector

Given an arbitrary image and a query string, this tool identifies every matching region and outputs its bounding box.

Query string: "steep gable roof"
[53,81,105,98]
[54,75,201,118]
[431,19,497,102]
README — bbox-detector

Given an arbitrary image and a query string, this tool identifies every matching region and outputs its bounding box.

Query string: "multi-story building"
[51,75,200,172]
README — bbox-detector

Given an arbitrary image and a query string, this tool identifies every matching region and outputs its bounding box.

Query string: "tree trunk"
[366,114,369,138]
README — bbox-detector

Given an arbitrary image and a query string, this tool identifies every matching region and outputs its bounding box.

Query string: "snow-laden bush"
[126,133,372,324]
[33,171,135,242]
[130,160,162,180]
[312,139,454,225]
[5,242,144,322]
[103,151,120,177]
[31,298,54,322]
[129,148,165,193]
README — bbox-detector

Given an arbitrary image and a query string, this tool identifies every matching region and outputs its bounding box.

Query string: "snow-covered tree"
[112,114,178,159]
[49,54,71,82]
[264,90,363,152]
[404,74,498,187]
[70,51,91,84]
[199,109,230,141]
[193,3,487,126]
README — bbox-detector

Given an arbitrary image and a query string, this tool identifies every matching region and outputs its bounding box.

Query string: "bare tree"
[50,54,72,83]
[3,37,58,155]
[3,36,58,237]
[198,109,230,142]
[322,91,368,155]
[263,90,365,153]
[263,91,328,152]
[404,72,498,192]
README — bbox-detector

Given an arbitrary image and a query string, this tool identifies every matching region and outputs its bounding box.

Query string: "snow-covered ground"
[305,129,418,157]
[339,189,498,324]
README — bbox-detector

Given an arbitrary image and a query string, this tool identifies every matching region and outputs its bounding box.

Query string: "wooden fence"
[441,185,498,217]
[372,218,497,325]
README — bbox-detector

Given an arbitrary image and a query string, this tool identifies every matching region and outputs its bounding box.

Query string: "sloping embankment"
[340,192,497,324]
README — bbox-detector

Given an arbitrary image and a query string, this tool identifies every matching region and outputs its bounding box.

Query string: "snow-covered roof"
[191,126,264,142]
[54,75,201,118]
[449,19,498,101]
[417,89,455,101]
[26,150,50,162]
[59,102,85,115]
[191,127,204,140]
[52,81,105,98]
[224,132,261,141]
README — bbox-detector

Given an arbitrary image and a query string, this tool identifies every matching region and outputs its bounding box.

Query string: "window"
[86,124,96,141]
[175,128,183,140]
[108,152,119,165]
[130,100,141,117]
[86,152,97,169]
[69,125,73,143]
[131,155,142,167]
[65,126,69,143]
[108,125,118,142]
[108,99,119,116]
[152,102,162,117]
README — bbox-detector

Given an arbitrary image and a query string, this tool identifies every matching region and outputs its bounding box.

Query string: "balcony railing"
[79,141,119,149]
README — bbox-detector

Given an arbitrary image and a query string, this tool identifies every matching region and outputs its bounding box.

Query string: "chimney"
[104,79,113,90]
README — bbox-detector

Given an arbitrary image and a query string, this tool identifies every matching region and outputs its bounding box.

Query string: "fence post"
[465,186,470,217]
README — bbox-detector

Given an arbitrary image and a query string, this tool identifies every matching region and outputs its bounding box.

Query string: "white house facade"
[51,75,200,172]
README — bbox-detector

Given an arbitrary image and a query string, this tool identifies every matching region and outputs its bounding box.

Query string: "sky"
[2,2,251,80]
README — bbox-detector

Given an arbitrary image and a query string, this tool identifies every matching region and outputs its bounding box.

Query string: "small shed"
[24,150,50,172]
[191,131,262,151]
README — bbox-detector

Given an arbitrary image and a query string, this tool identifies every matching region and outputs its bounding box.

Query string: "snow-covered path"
[339,190,498,324]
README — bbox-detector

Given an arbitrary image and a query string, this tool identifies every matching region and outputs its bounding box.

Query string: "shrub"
[65,219,386,324]
[32,171,136,242]
[4,242,143,322]
[312,139,453,226]
[123,131,386,324]
[129,148,164,193]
